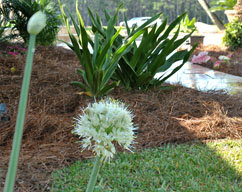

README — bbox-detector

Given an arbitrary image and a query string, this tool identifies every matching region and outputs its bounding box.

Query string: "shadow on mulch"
[0,45,241,191]
[191,45,242,77]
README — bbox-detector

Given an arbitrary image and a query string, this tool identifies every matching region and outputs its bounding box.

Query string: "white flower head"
[73,98,137,161]
[218,55,230,61]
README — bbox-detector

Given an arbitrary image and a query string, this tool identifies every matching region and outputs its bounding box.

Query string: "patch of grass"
[50,140,242,192]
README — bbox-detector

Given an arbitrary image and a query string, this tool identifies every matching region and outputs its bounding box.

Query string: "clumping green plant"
[4,11,46,192]
[223,17,242,49]
[2,0,61,45]
[73,98,136,192]
[88,9,196,90]
[59,1,144,97]
[116,13,196,90]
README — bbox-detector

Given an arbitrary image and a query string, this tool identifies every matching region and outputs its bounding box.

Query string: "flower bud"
[27,11,47,35]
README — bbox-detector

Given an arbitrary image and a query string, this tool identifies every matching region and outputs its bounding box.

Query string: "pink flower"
[18,47,27,51]
[8,51,19,57]
[227,53,232,58]
[214,60,223,69]
[210,56,217,62]
[192,52,210,64]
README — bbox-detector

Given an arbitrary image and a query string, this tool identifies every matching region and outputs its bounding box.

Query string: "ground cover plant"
[50,139,242,191]
[0,45,241,191]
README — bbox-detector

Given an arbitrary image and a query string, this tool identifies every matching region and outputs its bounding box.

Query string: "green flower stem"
[4,34,36,192]
[86,156,102,192]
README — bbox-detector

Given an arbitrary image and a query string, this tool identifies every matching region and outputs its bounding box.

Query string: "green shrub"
[59,1,144,97]
[0,7,15,42]
[2,0,61,45]
[89,10,196,90]
[223,17,242,49]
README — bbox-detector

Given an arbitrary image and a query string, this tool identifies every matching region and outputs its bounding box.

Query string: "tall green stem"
[4,34,36,192]
[86,156,102,192]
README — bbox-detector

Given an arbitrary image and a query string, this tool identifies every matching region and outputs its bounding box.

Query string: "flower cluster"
[211,53,232,69]
[73,98,137,161]
[191,51,232,69]
[8,46,27,57]
[191,51,210,64]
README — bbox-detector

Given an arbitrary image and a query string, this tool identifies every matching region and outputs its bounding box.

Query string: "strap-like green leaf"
[71,81,90,92]
[96,28,121,68]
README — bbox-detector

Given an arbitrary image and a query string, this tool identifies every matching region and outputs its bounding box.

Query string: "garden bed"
[0,44,242,191]
[191,44,242,77]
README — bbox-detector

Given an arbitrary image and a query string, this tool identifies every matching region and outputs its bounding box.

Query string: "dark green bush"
[0,6,16,42]
[89,9,196,90]
[2,0,61,45]
[223,17,242,49]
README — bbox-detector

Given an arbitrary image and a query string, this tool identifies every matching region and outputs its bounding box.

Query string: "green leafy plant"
[178,14,197,34]
[210,0,237,12]
[2,0,61,45]
[89,10,196,90]
[59,1,144,97]
[223,17,242,49]
[118,14,196,90]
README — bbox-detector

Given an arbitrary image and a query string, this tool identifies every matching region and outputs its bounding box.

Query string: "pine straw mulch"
[0,44,242,191]
[191,44,242,77]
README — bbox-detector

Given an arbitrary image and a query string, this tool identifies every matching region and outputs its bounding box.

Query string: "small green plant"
[210,0,237,12]
[179,14,197,34]
[88,10,196,90]
[223,17,242,49]
[2,0,61,45]
[59,1,144,97]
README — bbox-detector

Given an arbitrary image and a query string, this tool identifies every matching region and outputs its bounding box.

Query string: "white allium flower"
[73,98,137,161]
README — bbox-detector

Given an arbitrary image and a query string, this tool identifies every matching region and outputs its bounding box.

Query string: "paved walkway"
[155,62,242,96]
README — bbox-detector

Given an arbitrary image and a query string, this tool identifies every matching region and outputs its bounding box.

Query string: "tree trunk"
[197,0,226,31]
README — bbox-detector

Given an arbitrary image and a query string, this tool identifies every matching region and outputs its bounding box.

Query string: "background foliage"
[58,0,228,25]
[2,0,61,45]
[223,17,242,49]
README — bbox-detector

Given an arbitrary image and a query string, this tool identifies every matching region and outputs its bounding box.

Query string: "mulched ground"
[0,44,242,191]
[191,45,242,77]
